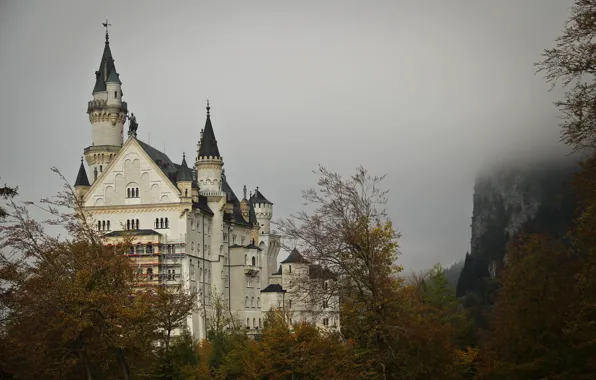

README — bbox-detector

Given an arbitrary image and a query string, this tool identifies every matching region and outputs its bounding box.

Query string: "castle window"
[160,218,164,229]
[168,270,172,281]
[253,318,256,328]
[257,297,260,308]
[94,168,98,181]
[251,297,254,308]
[288,300,292,309]
[259,318,262,328]
[126,220,130,230]
[114,91,117,98]
[136,219,139,229]
[251,256,256,266]
[245,297,249,308]
[172,269,176,279]
[100,165,103,172]
[107,221,110,230]
[323,300,328,308]
[246,318,250,328]
[289,265,292,273]
[165,218,168,228]
[97,221,101,231]
[136,243,143,254]
[135,188,139,198]
[155,218,159,228]
[323,281,328,291]
[146,243,153,254]
[102,221,106,231]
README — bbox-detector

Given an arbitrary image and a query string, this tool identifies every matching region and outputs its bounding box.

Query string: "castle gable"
[83,139,181,207]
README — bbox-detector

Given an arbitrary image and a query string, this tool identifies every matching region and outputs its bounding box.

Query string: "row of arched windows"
[244,296,261,308]
[97,220,110,231]
[126,187,139,198]
[126,219,140,230]
[92,153,114,164]
[155,218,169,229]
[246,318,262,329]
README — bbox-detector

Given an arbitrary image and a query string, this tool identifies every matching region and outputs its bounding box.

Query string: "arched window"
[126,220,130,230]
[136,219,139,229]
[155,218,159,228]
[185,189,188,197]
[102,221,106,231]
[251,256,256,266]
[160,218,164,229]
[251,297,254,308]
[94,167,98,181]
[135,188,139,197]
[245,297,249,308]
[257,297,260,307]
[107,221,110,230]
[146,243,153,254]
[97,221,101,231]
[253,318,256,328]
[100,165,103,172]
[165,218,168,228]
[289,265,292,273]
[244,255,247,265]
[247,318,250,328]
[323,281,328,290]
[259,318,262,328]
[127,188,131,198]
[136,243,143,254]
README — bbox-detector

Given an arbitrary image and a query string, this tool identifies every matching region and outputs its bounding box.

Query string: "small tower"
[177,153,193,200]
[250,187,273,234]
[74,157,91,200]
[84,22,128,184]
[195,101,224,194]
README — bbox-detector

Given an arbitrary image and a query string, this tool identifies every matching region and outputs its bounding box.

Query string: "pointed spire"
[177,153,193,182]
[93,21,117,94]
[250,187,273,205]
[243,185,247,200]
[197,100,221,158]
[74,157,90,187]
[248,202,258,226]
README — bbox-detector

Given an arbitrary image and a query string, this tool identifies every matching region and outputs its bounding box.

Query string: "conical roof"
[74,158,90,187]
[280,248,310,264]
[250,188,273,205]
[197,102,221,158]
[92,35,117,94]
[176,154,193,182]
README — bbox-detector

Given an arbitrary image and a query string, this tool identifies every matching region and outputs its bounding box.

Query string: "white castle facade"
[72,30,340,340]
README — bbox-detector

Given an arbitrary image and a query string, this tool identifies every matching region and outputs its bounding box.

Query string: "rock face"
[456,158,579,300]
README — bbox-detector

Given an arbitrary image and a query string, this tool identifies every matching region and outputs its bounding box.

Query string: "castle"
[72,27,340,339]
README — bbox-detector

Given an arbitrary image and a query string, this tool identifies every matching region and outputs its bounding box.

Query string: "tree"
[536,0,596,151]
[478,234,580,378]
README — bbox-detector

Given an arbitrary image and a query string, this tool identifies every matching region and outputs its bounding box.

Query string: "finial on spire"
[243,185,247,199]
[102,19,111,43]
[80,156,84,163]
[183,152,186,159]
[206,99,210,117]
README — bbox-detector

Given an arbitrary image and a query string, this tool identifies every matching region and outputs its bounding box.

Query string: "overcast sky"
[0,0,574,272]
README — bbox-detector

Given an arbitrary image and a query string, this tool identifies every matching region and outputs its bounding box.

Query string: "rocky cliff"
[456,157,579,300]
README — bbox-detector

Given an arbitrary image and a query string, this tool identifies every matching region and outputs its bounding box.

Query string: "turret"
[74,157,91,200]
[250,187,273,234]
[195,101,224,195]
[176,153,193,200]
[84,25,127,184]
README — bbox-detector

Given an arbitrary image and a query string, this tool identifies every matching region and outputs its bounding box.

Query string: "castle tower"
[176,153,193,201]
[74,157,91,200]
[84,24,128,184]
[250,188,273,234]
[195,101,223,194]
[195,101,226,298]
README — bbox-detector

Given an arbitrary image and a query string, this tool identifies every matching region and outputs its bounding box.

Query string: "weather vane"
[102,19,111,41]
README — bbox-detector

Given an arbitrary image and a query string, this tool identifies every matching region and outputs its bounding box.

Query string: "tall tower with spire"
[84,21,128,184]
[195,101,223,193]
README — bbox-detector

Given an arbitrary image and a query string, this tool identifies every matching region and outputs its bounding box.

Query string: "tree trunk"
[115,347,130,380]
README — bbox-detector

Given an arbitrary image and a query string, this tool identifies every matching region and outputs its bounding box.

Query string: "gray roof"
[106,70,121,84]
[248,202,258,226]
[250,188,273,205]
[92,39,117,94]
[280,248,310,264]
[74,158,90,187]
[197,109,221,158]
[105,229,160,237]
[261,284,286,293]
[176,154,193,182]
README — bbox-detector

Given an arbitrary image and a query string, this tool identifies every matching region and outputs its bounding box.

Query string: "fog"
[0,0,574,271]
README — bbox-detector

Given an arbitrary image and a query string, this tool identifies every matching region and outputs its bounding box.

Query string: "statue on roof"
[127,113,138,137]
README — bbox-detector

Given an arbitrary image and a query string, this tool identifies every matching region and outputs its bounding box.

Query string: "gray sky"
[0,0,573,272]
